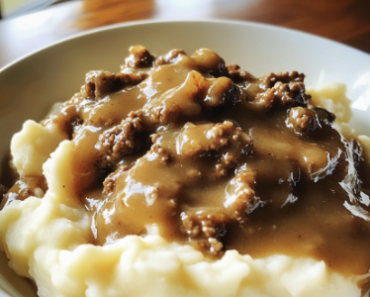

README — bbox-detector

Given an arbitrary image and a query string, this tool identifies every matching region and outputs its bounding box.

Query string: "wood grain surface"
[0,0,369,68]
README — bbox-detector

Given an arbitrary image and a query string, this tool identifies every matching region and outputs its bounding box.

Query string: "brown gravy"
[3,46,370,277]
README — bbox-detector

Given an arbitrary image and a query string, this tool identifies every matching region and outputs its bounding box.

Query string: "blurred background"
[0,0,370,68]
[1,0,68,17]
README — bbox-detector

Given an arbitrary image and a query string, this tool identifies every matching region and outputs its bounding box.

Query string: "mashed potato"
[0,47,370,297]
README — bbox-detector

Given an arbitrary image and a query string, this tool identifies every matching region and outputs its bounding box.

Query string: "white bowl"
[0,20,369,297]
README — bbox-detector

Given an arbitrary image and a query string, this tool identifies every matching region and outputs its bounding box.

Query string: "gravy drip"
[4,46,370,276]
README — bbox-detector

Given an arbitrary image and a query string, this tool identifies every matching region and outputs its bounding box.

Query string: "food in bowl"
[0,46,370,297]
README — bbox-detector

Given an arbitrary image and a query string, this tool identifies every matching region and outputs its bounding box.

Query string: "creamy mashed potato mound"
[1,48,370,297]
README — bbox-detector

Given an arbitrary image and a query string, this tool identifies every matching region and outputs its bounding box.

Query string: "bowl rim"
[1,19,370,74]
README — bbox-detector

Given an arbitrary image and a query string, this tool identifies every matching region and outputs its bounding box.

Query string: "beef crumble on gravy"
[2,46,370,281]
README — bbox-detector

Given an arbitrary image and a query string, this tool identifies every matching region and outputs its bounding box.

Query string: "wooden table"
[0,0,370,68]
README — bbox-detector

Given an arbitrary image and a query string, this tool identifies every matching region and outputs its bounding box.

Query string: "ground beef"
[253,80,309,110]
[261,71,305,88]
[155,49,187,66]
[124,45,156,68]
[96,111,146,169]
[83,70,147,99]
